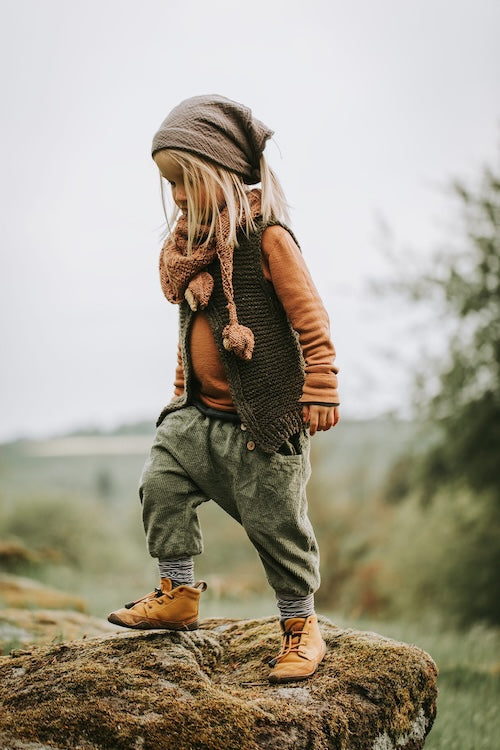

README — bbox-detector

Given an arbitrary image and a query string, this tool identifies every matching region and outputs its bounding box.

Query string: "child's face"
[154,151,188,213]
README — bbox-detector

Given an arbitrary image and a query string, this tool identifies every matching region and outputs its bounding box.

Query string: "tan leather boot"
[268,614,326,683]
[107,578,207,631]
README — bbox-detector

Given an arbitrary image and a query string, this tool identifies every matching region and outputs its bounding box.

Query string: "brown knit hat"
[151,94,273,184]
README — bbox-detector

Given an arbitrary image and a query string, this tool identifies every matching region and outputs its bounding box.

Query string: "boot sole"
[269,664,319,683]
[107,613,199,631]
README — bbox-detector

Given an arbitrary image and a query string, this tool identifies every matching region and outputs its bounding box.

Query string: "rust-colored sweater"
[173,224,339,410]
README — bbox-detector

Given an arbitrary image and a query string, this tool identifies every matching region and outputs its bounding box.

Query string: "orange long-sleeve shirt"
[173,224,339,410]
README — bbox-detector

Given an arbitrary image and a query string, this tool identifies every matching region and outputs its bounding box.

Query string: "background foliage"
[379,153,500,627]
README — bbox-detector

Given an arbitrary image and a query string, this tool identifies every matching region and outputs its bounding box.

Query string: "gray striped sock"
[158,557,195,587]
[277,593,315,622]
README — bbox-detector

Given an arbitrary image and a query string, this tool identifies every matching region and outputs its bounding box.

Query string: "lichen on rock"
[0,615,437,750]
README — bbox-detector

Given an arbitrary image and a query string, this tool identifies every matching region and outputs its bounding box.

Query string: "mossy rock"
[0,616,437,750]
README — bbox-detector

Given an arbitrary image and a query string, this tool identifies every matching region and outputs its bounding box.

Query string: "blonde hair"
[158,150,290,254]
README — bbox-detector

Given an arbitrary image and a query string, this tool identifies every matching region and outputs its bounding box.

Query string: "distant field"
[0,417,415,505]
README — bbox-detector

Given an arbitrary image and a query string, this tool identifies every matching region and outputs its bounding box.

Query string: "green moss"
[0,617,437,750]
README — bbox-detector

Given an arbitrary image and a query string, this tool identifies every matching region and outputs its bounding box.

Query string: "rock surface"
[0,616,437,750]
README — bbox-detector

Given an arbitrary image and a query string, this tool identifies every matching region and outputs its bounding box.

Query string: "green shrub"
[0,494,113,571]
[375,489,500,626]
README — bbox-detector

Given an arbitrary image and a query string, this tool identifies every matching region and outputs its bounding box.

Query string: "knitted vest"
[156,219,306,453]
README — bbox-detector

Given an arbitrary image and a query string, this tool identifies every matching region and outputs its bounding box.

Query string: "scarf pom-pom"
[185,272,214,311]
[222,323,254,361]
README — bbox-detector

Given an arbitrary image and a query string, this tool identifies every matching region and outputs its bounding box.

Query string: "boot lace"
[125,587,174,609]
[269,627,307,667]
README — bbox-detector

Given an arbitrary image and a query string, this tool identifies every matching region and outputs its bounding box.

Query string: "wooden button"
[240,423,247,431]
[246,440,256,451]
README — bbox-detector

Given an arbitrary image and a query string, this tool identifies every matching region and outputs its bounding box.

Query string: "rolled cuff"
[299,370,339,405]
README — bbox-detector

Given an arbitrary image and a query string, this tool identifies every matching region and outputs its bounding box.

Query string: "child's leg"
[139,414,209,564]
[141,412,320,611]
[224,431,326,682]
[230,431,320,607]
[108,409,211,630]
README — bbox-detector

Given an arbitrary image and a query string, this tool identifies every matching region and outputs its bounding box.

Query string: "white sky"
[1,0,499,441]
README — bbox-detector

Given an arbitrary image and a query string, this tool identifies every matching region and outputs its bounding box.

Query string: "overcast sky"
[1,0,499,441]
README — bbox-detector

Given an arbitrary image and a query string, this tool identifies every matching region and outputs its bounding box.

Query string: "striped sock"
[277,593,315,622]
[158,557,195,588]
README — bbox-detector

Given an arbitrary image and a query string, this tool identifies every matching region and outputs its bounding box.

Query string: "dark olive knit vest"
[156,219,306,453]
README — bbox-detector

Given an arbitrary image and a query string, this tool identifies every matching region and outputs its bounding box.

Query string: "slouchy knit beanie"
[151,94,274,184]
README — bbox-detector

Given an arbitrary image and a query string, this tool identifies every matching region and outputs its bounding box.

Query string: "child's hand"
[302,405,340,435]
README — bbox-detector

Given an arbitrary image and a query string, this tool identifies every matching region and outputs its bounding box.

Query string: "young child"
[108,94,340,683]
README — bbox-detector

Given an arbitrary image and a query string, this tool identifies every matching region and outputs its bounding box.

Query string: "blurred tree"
[380,153,500,626]
[387,155,500,501]
[401,157,500,500]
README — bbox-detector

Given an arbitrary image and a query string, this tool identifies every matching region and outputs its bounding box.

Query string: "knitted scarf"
[159,189,262,361]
